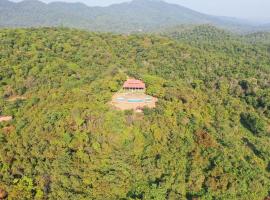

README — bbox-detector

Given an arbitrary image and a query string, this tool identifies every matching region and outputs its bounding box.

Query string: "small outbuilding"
[0,116,13,123]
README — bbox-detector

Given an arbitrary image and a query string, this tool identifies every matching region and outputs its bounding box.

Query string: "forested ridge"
[1,0,269,33]
[0,27,270,199]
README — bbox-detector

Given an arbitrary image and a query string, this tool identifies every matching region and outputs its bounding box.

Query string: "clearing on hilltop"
[111,78,158,112]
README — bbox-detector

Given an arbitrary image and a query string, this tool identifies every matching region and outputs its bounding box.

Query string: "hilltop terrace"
[111,78,157,112]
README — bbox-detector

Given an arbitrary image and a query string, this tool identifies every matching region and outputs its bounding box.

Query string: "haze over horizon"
[9,0,270,23]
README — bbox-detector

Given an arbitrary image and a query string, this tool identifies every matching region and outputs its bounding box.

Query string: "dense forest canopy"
[0,27,270,199]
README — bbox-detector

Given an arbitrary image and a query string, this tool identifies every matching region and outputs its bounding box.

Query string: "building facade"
[123,79,146,91]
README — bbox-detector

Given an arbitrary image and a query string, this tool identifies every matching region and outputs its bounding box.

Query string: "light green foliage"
[0,27,269,200]
[143,75,165,98]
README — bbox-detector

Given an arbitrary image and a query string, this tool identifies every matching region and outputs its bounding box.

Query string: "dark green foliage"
[0,27,269,199]
[241,112,267,136]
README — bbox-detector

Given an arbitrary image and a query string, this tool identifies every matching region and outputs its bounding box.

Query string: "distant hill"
[0,0,267,33]
[162,25,270,54]
[160,25,254,54]
[262,23,270,31]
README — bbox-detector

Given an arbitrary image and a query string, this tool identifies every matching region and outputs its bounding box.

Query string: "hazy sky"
[10,0,270,22]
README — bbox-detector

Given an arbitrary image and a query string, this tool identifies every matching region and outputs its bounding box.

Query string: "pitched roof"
[123,79,145,89]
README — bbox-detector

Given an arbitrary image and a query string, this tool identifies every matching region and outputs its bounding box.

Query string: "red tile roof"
[123,79,145,89]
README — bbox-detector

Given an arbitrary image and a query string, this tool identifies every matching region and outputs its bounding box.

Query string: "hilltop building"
[123,79,145,91]
[110,78,157,112]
